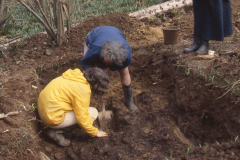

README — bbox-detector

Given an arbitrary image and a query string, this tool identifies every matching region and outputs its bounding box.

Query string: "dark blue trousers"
[193,0,233,41]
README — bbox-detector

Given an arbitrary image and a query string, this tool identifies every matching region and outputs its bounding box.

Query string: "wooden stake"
[196,55,215,60]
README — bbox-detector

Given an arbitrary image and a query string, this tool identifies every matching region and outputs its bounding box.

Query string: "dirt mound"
[70,13,163,49]
[0,1,240,159]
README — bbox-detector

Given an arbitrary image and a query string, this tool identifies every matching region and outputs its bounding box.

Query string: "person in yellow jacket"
[38,67,109,146]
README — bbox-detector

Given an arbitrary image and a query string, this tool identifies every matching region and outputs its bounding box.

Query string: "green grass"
[1,0,169,45]
[23,130,34,141]
[184,68,191,76]
[222,78,232,89]
[28,100,37,113]
[72,0,169,23]
[0,6,45,43]
[12,141,24,148]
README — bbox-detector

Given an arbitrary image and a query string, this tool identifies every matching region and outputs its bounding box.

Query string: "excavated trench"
[35,44,240,159]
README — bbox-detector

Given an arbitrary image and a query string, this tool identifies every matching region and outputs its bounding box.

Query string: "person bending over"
[38,68,109,146]
[81,26,138,111]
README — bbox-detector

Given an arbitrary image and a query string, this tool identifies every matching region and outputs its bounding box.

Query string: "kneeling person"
[38,68,109,146]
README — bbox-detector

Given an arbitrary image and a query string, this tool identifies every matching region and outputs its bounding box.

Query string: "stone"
[45,49,53,56]
[45,146,52,153]
[39,151,51,160]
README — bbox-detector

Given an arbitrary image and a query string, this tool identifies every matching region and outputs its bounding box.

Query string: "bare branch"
[53,0,58,28]
[41,0,47,17]
[216,80,240,100]
[77,0,82,22]
[36,0,55,36]
[7,36,22,43]
[17,0,56,40]
[0,15,10,27]
[63,3,70,37]
[57,2,63,46]
[67,0,71,37]
[47,0,54,27]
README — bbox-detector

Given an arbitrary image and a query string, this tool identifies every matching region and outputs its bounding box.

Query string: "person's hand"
[96,130,108,137]
[103,67,110,72]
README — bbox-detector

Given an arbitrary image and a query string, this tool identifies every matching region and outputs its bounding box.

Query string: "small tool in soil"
[98,96,112,130]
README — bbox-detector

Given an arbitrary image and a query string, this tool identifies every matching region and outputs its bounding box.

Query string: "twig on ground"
[213,62,228,68]
[28,117,42,122]
[0,113,8,119]
[0,51,10,59]
[33,131,42,139]
[141,62,149,67]
[221,48,238,54]
[9,19,24,21]
[7,36,22,43]
[6,111,19,116]
[1,129,9,133]
[216,80,240,100]
[152,80,163,85]
[27,149,37,158]
[0,111,20,119]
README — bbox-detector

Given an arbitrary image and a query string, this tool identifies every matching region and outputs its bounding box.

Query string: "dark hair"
[84,68,109,95]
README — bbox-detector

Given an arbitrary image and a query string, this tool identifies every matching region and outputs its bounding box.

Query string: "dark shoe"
[184,37,201,53]
[122,84,138,111]
[47,129,70,147]
[196,39,209,55]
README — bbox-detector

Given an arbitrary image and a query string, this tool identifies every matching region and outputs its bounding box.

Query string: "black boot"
[47,129,70,146]
[184,37,201,53]
[196,39,209,55]
[122,84,138,111]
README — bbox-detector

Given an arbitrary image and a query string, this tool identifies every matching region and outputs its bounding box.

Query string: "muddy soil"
[1,0,240,159]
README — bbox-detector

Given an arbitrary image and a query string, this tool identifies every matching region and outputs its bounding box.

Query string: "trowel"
[98,96,112,130]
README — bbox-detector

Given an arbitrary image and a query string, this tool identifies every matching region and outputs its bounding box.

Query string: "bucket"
[163,26,180,45]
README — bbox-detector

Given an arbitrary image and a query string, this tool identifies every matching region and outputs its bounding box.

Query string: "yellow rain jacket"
[37,69,98,137]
